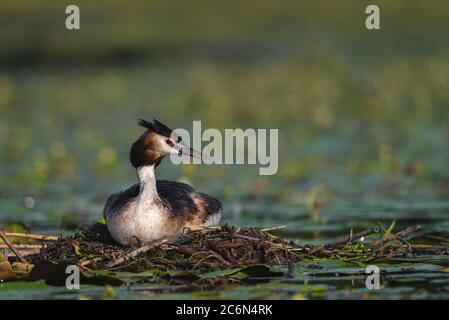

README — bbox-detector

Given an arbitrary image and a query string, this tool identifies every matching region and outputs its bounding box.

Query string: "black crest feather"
[137,118,173,137]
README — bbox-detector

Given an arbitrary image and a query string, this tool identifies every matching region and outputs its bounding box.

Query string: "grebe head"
[129,118,203,168]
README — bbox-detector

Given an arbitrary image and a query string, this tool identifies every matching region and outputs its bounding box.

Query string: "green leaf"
[97,216,106,225]
[226,264,285,279]
[1,221,33,244]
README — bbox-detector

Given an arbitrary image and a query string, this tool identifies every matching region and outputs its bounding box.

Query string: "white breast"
[106,198,169,245]
[105,165,170,245]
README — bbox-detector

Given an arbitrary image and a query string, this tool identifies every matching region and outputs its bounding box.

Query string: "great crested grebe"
[103,119,222,246]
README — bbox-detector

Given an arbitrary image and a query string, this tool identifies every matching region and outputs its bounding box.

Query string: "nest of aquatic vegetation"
[29,224,306,272]
[23,223,448,273]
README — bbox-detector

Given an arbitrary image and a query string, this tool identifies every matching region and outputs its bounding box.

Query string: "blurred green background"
[1,0,449,240]
[2,0,449,300]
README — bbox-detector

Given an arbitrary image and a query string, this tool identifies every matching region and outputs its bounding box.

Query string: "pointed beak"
[179,145,209,161]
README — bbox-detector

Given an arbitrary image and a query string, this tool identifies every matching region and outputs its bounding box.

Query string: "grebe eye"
[165,138,173,145]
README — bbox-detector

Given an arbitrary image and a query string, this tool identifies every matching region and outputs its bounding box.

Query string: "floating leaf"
[170,270,201,281]
[226,265,284,279]
[29,261,124,287]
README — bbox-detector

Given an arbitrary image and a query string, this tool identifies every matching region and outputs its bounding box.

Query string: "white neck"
[127,165,164,240]
[136,165,158,211]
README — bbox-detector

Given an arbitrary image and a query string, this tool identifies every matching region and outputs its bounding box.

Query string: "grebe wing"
[103,184,140,218]
[156,180,222,221]
[104,180,222,224]
[156,180,195,193]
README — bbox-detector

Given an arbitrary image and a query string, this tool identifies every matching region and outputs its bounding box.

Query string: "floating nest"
[2,222,449,289]
[20,222,447,273]
[28,224,307,272]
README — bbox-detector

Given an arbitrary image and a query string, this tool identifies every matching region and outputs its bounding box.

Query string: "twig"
[208,250,232,266]
[233,234,295,250]
[369,225,421,247]
[191,254,217,270]
[324,227,381,248]
[0,230,28,263]
[0,243,45,249]
[395,225,422,238]
[261,226,286,232]
[2,232,58,241]
[344,228,354,247]
[397,237,412,251]
[233,234,263,242]
[104,238,169,269]
[78,257,103,268]
[5,249,42,258]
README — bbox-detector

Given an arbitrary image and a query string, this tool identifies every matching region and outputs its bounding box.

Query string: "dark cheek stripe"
[130,133,164,168]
